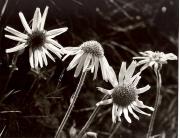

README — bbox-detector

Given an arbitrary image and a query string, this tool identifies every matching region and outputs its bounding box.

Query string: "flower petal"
[67,51,83,71]
[123,108,131,123]
[19,12,32,34]
[6,43,27,53]
[5,35,26,42]
[46,27,68,38]
[118,62,126,85]
[40,6,49,30]
[29,47,34,68]
[128,106,139,120]
[96,87,113,95]
[96,99,113,106]
[136,85,151,94]
[5,26,28,39]
[93,57,99,80]
[32,8,41,31]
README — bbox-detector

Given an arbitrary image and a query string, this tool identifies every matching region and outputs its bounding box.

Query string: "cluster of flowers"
[5,6,177,124]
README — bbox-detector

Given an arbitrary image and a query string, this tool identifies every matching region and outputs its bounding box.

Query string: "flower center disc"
[112,85,136,107]
[27,31,46,48]
[81,40,104,57]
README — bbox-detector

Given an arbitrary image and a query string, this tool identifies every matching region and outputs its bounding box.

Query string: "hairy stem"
[146,69,162,138]
[55,71,87,138]
[77,94,108,138]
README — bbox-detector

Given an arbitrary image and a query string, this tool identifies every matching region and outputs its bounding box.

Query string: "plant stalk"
[55,71,87,138]
[77,94,108,138]
[146,69,162,138]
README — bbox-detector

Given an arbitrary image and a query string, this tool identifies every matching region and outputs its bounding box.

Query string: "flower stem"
[146,69,162,138]
[77,94,108,138]
[108,122,121,138]
[54,71,87,138]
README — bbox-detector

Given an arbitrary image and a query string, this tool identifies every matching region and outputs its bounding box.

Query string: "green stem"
[54,71,87,138]
[146,69,162,138]
[77,94,108,138]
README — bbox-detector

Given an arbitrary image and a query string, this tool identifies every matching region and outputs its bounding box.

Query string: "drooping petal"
[46,27,68,38]
[83,54,92,72]
[128,106,139,120]
[19,12,32,34]
[42,47,55,62]
[37,49,43,68]
[45,44,62,59]
[99,57,108,82]
[6,43,27,53]
[112,104,118,123]
[34,50,39,69]
[123,108,131,123]
[5,26,28,39]
[40,47,48,66]
[93,57,99,80]
[74,53,87,77]
[67,51,83,71]
[29,47,34,68]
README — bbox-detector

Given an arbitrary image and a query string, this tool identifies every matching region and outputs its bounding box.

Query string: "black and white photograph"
[0,0,178,137]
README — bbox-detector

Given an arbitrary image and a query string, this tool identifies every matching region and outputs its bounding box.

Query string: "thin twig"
[147,69,162,138]
[54,71,87,138]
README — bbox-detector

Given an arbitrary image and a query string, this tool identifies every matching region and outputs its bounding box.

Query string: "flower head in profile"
[5,6,68,69]
[133,51,177,72]
[63,40,116,83]
[96,61,154,123]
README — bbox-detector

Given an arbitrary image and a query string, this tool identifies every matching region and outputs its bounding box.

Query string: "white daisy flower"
[5,6,68,69]
[63,40,116,84]
[133,51,177,72]
[96,61,154,123]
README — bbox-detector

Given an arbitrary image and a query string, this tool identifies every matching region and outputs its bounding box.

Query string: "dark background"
[0,0,178,138]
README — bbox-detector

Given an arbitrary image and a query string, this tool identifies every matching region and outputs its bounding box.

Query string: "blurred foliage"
[0,0,178,138]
